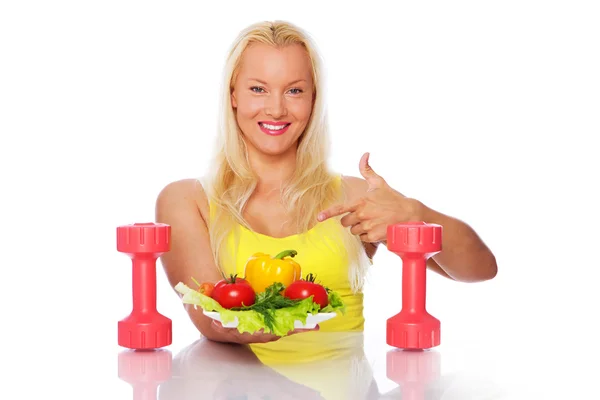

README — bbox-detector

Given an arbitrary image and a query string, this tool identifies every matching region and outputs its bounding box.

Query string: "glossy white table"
[7,310,594,400]
[109,324,593,399]
[116,333,502,400]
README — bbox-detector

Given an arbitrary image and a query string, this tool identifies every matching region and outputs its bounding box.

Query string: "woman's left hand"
[317,152,425,243]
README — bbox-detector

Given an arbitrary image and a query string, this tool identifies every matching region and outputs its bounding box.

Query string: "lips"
[258,121,291,136]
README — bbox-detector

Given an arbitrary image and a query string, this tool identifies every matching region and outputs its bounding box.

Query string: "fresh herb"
[233,282,300,332]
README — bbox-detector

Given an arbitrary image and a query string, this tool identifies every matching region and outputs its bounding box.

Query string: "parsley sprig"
[231,282,300,332]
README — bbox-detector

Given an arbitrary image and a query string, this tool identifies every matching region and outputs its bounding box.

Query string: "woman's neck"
[248,148,297,194]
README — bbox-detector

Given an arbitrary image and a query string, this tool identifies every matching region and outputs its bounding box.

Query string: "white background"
[1,1,599,398]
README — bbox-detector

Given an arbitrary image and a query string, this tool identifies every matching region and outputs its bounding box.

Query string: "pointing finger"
[317,202,358,222]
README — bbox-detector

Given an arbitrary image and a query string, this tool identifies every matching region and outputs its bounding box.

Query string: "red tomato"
[212,275,256,309]
[284,273,329,309]
[214,274,249,289]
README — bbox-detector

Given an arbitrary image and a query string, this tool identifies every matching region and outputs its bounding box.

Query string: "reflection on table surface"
[117,331,504,399]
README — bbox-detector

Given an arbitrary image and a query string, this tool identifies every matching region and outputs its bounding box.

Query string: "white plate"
[203,310,337,329]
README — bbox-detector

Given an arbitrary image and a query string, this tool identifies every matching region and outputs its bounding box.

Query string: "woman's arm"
[155,179,236,342]
[419,205,497,282]
[334,174,497,283]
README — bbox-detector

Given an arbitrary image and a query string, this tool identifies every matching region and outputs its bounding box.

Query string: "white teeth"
[261,123,288,130]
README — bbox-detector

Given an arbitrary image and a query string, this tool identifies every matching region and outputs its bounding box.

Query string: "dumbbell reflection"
[118,349,172,400]
[383,348,505,399]
[383,349,441,400]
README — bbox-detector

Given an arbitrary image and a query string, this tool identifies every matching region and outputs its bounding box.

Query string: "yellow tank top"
[206,174,366,364]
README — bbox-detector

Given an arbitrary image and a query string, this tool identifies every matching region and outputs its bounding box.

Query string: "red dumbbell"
[386,221,442,349]
[117,222,172,349]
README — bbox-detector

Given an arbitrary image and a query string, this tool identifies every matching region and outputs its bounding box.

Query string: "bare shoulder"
[340,175,369,202]
[156,178,209,222]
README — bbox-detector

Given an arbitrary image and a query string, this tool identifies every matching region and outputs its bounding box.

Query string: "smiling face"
[231,43,315,157]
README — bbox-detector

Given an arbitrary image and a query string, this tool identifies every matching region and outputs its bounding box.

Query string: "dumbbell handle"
[131,256,158,313]
[402,255,427,313]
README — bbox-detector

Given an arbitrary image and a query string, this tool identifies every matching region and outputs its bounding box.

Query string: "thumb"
[359,152,385,190]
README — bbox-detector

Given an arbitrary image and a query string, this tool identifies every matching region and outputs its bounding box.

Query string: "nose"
[264,93,287,118]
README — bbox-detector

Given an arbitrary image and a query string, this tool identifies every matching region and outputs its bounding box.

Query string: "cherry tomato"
[284,273,329,309]
[212,275,256,309]
[198,282,214,297]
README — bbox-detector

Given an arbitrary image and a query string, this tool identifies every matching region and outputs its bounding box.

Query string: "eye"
[288,88,303,95]
[250,86,265,93]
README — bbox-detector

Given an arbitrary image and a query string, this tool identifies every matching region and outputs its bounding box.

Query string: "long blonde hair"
[201,20,370,293]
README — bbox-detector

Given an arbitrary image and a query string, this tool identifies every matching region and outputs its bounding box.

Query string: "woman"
[155,20,497,351]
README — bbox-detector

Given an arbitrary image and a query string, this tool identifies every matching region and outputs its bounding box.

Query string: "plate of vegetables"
[174,249,345,337]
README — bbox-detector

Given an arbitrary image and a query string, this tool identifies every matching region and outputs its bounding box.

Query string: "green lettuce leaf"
[320,289,346,314]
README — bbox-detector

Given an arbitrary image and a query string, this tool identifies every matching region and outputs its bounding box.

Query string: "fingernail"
[317,213,324,221]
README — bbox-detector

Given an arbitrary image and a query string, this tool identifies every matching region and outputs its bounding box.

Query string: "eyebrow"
[248,78,307,85]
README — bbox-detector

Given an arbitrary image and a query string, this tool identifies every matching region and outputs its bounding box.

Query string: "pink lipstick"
[258,121,291,136]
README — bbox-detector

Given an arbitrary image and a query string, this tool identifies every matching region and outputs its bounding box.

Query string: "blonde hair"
[201,20,370,292]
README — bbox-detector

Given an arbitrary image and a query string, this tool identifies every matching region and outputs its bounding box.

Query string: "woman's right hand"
[210,320,319,344]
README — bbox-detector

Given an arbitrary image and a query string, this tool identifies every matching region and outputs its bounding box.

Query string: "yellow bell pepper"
[244,249,302,294]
